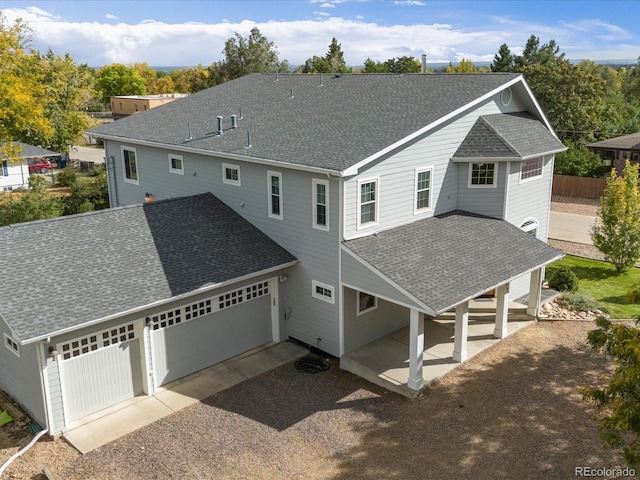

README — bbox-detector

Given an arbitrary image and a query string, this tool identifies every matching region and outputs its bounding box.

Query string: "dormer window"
[469,162,496,188]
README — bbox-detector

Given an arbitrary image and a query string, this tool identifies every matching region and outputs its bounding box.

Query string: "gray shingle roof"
[587,132,640,150]
[343,211,562,315]
[89,73,522,172]
[1,142,59,158]
[0,193,296,343]
[453,112,566,159]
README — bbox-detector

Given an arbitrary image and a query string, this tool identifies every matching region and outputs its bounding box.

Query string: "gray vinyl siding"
[341,249,425,311]
[505,155,555,299]
[457,161,506,218]
[343,94,526,238]
[106,139,342,356]
[0,320,46,427]
[343,288,409,353]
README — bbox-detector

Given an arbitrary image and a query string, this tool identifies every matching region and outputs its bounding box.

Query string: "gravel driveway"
[1,321,624,480]
[1,196,627,479]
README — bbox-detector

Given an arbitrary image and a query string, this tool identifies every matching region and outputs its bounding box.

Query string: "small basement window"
[4,333,19,357]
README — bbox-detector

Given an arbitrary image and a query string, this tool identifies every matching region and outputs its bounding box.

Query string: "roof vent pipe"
[290,88,294,99]
[421,54,427,74]
[216,116,223,135]
[239,107,243,119]
[186,122,192,140]
[245,131,252,149]
[231,115,237,129]
[319,73,324,87]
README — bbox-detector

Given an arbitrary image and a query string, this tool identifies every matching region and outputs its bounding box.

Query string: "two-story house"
[0,73,565,436]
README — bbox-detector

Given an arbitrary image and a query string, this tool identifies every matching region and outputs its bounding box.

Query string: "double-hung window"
[169,154,184,175]
[313,179,329,230]
[469,162,496,188]
[222,163,241,186]
[122,147,138,184]
[268,171,283,220]
[414,167,433,214]
[520,157,543,182]
[358,178,379,228]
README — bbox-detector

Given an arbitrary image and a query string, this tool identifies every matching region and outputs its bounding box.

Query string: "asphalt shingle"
[343,211,562,315]
[0,193,296,343]
[89,73,522,172]
[453,112,566,159]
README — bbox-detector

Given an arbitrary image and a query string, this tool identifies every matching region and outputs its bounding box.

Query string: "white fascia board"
[341,245,435,316]
[450,156,518,163]
[342,75,526,177]
[21,260,298,345]
[94,134,340,176]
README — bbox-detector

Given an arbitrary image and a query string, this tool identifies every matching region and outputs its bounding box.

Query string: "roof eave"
[19,259,299,345]
[91,133,341,176]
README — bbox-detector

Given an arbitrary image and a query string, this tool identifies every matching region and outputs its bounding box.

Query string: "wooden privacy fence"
[552,175,607,199]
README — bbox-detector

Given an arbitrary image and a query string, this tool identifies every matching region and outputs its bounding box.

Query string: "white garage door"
[59,322,143,425]
[149,280,273,387]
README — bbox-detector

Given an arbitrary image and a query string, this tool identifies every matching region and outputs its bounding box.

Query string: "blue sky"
[1,0,639,67]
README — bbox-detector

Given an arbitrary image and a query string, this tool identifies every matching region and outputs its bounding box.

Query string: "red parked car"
[27,159,52,174]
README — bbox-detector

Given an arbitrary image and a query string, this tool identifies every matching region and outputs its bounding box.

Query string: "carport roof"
[0,193,297,343]
[342,211,563,316]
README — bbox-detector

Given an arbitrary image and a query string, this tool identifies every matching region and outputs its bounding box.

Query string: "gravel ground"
[0,322,624,480]
[1,196,626,479]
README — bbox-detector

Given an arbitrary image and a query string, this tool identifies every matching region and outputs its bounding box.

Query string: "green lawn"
[545,255,640,319]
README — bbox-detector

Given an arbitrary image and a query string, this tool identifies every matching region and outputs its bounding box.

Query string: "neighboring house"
[0,73,565,436]
[587,132,640,173]
[110,94,188,120]
[0,142,58,191]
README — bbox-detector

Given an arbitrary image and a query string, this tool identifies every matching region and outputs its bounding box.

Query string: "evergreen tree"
[491,43,514,72]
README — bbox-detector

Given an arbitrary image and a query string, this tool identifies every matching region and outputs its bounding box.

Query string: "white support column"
[494,283,510,339]
[453,302,469,362]
[407,309,424,391]
[527,268,542,317]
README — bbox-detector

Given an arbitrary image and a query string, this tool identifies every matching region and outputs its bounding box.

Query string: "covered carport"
[340,211,563,397]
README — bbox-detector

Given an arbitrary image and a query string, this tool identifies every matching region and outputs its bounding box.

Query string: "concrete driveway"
[69,145,105,164]
[548,211,597,245]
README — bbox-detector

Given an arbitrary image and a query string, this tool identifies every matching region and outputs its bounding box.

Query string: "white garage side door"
[150,281,273,387]
[59,323,143,425]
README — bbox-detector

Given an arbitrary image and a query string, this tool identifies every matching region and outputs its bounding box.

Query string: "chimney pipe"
[421,54,427,74]
[231,115,237,129]
[216,116,223,135]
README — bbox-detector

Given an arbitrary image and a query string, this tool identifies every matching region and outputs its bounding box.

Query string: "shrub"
[56,167,77,187]
[626,284,640,304]
[556,292,600,313]
[548,266,579,292]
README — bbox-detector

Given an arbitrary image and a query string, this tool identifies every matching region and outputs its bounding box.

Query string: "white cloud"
[394,1,426,6]
[320,3,335,8]
[105,13,118,20]
[2,6,636,67]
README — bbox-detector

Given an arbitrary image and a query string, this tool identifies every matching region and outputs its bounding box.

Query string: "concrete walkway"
[63,341,308,454]
[549,211,597,245]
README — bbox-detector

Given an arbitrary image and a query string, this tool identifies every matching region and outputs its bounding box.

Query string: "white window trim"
[357,177,380,230]
[168,154,184,175]
[468,162,497,189]
[122,146,139,185]
[312,178,330,231]
[222,163,241,186]
[519,157,544,184]
[520,217,539,238]
[356,291,378,316]
[312,280,335,304]
[414,166,434,215]
[267,171,283,220]
[4,333,19,357]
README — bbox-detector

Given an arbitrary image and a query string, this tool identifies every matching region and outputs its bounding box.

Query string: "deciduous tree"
[95,63,147,105]
[591,160,640,273]
[582,315,640,468]
[222,27,289,79]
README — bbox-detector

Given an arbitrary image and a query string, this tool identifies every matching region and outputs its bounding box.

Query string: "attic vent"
[216,116,223,135]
